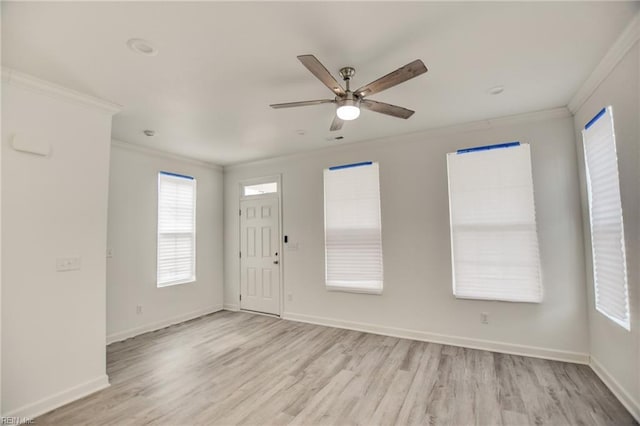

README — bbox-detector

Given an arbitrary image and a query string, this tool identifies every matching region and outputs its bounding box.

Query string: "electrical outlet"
[56,257,81,272]
[136,305,143,315]
[480,312,489,324]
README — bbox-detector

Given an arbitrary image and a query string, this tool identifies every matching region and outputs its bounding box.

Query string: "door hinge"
[239,251,242,258]
[240,294,242,301]
[239,209,241,216]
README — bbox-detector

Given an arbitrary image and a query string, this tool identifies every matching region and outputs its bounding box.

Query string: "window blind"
[324,162,383,294]
[582,107,630,330]
[447,143,543,303]
[157,171,196,287]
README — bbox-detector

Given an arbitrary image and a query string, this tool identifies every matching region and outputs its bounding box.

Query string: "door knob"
[273,260,279,265]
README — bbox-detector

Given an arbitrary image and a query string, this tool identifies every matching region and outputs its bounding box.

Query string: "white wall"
[224,110,590,361]
[0,72,3,419]
[106,142,224,343]
[573,41,640,418]
[1,71,118,417]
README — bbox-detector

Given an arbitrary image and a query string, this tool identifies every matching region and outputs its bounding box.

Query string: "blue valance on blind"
[160,171,194,180]
[585,108,606,130]
[329,161,373,171]
[456,141,520,154]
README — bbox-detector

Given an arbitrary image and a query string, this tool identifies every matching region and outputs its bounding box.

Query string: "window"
[157,171,196,287]
[243,182,278,196]
[582,107,630,330]
[447,142,543,303]
[324,162,383,294]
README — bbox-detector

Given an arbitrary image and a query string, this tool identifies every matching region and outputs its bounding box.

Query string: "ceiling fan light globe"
[336,105,360,121]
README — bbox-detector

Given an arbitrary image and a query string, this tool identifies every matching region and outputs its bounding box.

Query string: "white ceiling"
[2,2,638,165]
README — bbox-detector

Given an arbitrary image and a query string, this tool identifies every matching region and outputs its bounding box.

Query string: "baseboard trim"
[107,305,223,344]
[223,303,240,311]
[590,356,640,422]
[3,375,109,421]
[282,312,589,365]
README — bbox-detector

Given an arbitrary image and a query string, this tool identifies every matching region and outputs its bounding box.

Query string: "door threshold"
[240,309,281,318]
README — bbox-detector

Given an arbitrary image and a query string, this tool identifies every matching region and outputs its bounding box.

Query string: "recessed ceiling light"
[143,130,155,137]
[127,39,158,56]
[488,85,504,95]
[296,129,306,136]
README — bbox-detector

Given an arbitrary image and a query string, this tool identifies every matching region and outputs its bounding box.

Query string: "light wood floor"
[38,311,636,425]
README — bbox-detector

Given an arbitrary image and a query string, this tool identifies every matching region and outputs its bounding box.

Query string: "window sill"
[157,278,196,288]
[595,306,631,331]
[453,294,541,304]
[326,285,382,295]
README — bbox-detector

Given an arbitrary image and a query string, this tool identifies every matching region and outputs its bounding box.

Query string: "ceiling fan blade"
[330,115,344,131]
[270,99,334,109]
[360,99,415,119]
[355,59,427,98]
[297,55,346,96]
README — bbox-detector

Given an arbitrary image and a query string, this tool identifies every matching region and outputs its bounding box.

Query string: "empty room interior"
[1,1,639,425]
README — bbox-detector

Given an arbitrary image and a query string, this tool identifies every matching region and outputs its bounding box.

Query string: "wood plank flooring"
[37,311,636,425]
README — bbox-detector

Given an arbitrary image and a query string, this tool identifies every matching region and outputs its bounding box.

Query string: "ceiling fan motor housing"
[339,67,356,81]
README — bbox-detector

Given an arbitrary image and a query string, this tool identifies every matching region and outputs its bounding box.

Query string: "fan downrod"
[339,67,355,91]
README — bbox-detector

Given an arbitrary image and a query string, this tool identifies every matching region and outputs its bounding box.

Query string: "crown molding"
[2,67,121,115]
[224,106,571,171]
[568,11,640,114]
[111,139,223,171]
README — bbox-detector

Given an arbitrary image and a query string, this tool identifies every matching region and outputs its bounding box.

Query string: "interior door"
[240,197,281,315]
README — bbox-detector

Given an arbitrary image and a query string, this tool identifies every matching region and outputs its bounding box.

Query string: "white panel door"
[240,197,281,315]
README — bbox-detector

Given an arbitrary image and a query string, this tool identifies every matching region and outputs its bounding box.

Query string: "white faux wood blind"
[157,171,196,287]
[582,107,630,330]
[447,143,543,303]
[324,162,383,293]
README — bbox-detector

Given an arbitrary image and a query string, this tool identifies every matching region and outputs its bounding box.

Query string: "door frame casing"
[238,174,283,317]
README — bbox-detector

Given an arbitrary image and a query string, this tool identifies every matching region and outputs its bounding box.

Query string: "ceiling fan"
[270,54,428,131]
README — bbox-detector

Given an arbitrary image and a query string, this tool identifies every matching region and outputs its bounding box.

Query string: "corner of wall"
[568,10,640,422]
[568,11,640,114]
[590,356,640,422]
[223,303,240,311]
